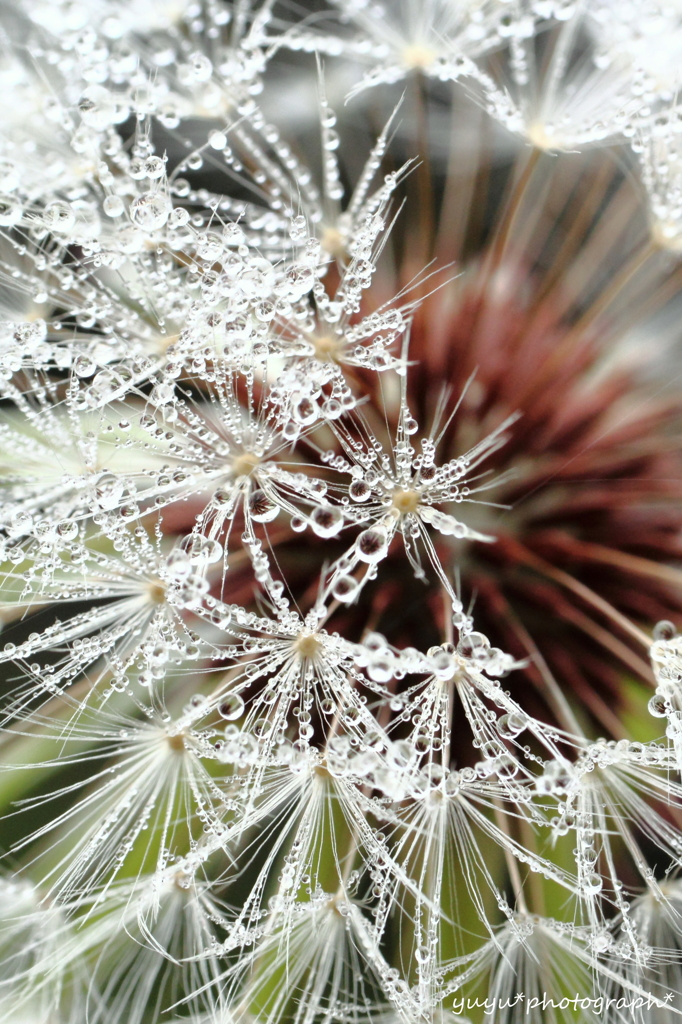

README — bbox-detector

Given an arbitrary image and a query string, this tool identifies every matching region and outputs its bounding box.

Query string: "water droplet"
[73,354,96,377]
[654,620,677,641]
[289,214,307,241]
[367,656,394,683]
[43,201,75,233]
[356,527,388,562]
[332,574,359,602]
[130,193,171,232]
[648,693,668,718]
[0,195,21,226]
[209,130,227,150]
[349,479,371,502]
[181,535,223,565]
[582,872,603,895]
[169,207,190,228]
[103,195,124,217]
[143,156,165,179]
[93,473,124,511]
[78,84,125,129]
[219,693,245,720]
[292,396,318,425]
[249,490,279,523]
[310,505,344,538]
[497,712,528,738]
[458,632,490,660]
[0,159,18,192]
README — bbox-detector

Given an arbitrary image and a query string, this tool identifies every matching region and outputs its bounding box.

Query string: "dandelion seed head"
[390,487,420,515]
[400,43,438,72]
[311,332,343,362]
[294,632,323,661]
[230,451,262,479]
[166,729,187,752]
[146,579,168,605]
[0,1,682,1022]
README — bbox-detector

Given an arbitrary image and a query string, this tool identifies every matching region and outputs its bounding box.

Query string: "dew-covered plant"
[4,2,682,1023]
